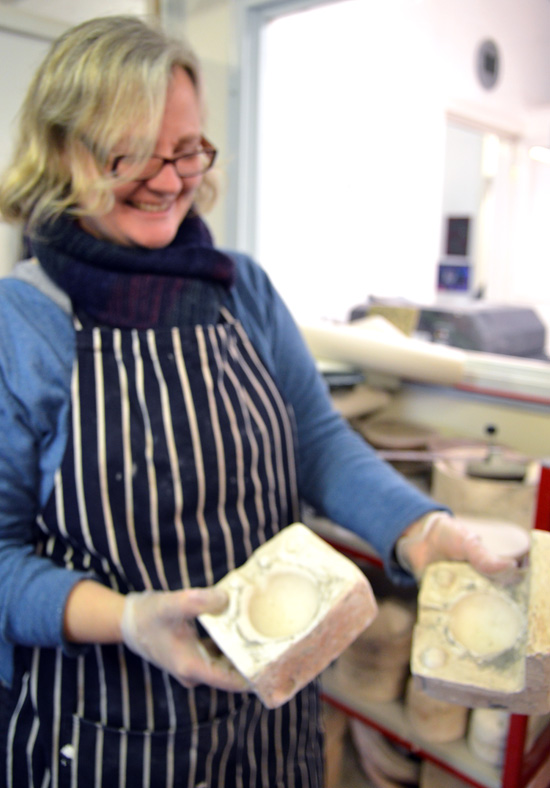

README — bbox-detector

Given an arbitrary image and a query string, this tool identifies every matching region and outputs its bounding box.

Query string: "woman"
[0,15,514,788]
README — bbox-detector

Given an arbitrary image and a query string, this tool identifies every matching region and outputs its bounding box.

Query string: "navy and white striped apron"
[3,308,324,788]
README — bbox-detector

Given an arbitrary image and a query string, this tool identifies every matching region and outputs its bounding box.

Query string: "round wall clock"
[476,39,500,89]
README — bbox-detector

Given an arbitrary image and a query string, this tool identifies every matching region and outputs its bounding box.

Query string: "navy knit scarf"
[31,213,236,328]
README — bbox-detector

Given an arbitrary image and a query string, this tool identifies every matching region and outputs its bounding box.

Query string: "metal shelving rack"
[318,463,550,788]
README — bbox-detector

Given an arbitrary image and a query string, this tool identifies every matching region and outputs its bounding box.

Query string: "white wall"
[0,27,53,275]
[171,1,238,249]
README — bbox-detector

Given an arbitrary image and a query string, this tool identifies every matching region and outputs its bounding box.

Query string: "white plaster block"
[410,530,550,714]
[199,523,378,709]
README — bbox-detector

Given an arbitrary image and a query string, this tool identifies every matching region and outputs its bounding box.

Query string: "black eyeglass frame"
[110,135,217,181]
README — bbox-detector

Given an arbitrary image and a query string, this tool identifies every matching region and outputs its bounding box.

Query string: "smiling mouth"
[132,201,173,213]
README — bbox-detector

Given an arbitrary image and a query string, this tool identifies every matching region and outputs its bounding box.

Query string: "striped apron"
[2,308,324,788]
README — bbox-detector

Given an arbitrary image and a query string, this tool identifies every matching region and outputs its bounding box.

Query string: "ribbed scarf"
[31,213,236,328]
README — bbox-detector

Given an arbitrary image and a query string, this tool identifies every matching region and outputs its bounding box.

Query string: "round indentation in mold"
[449,592,522,660]
[434,567,456,588]
[248,571,320,638]
[421,646,448,669]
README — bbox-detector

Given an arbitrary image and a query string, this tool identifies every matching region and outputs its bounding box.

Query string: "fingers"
[168,587,230,620]
[172,638,249,692]
[461,531,519,577]
[437,520,520,578]
[169,595,248,691]
[396,512,524,583]
[204,667,249,693]
[195,642,249,691]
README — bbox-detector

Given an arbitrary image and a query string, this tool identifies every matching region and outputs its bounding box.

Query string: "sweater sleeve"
[228,254,447,582]
[0,278,90,686]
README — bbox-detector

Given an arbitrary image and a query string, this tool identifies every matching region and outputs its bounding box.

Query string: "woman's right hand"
[120,588,249,691]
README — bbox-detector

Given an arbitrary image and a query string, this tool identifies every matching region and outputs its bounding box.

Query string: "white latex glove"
[121,587,248,692]
[395,511,520,581]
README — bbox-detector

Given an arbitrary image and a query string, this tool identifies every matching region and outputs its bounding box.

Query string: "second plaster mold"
[411,530,550,714]
[199,523,378,708]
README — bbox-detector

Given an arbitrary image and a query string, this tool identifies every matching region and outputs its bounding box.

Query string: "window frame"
[233,0,349,254]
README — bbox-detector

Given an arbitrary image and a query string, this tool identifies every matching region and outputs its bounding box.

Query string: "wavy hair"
[0,15,217,233]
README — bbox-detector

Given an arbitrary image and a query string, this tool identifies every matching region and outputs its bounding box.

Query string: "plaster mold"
[411,530,550,714]
[199,523,378,709]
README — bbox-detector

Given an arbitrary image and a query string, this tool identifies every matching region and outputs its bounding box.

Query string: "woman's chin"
[78,202,190,249]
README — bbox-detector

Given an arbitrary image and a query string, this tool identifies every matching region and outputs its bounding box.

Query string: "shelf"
[459,353,550,407]
[312,465,550,788]
[322,669,501,788]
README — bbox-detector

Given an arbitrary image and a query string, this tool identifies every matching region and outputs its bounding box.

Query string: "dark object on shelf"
[466,425,528,482]
[417,303,548,360]
[350,299,548,361]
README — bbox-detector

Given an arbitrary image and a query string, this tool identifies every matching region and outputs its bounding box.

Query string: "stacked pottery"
[430,444,538,530]
[467,709,510,767]
[350,719,420,788]
[322,702,347,788]
[352,417,436,478]
[420,760,471,787]
[333,598,415,703]
[405,677,469,743]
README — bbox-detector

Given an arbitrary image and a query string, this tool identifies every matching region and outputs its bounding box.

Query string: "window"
[248,0,445,322]
[239,0,550,349]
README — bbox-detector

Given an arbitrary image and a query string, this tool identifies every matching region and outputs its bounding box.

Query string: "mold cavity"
[248,571,320,638]
[449,592,523,660]
[435,567,456,588]
[421,647,447,669]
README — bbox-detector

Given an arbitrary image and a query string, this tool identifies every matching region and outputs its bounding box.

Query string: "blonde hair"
[0,15,217,232]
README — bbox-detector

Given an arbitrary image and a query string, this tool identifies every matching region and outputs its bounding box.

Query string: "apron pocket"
[65,715,218,788]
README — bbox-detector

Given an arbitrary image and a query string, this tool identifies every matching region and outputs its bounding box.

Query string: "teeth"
[133,202,171,212]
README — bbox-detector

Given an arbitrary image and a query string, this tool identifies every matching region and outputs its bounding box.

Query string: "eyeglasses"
[110,136,217,181]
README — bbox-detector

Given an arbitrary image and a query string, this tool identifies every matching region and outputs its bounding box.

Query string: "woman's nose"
[146,160,185,191]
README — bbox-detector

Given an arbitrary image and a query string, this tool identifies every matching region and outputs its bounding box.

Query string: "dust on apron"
[3,310,324,788]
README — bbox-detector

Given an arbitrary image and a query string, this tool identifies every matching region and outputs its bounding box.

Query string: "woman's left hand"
[395,511,520,581]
